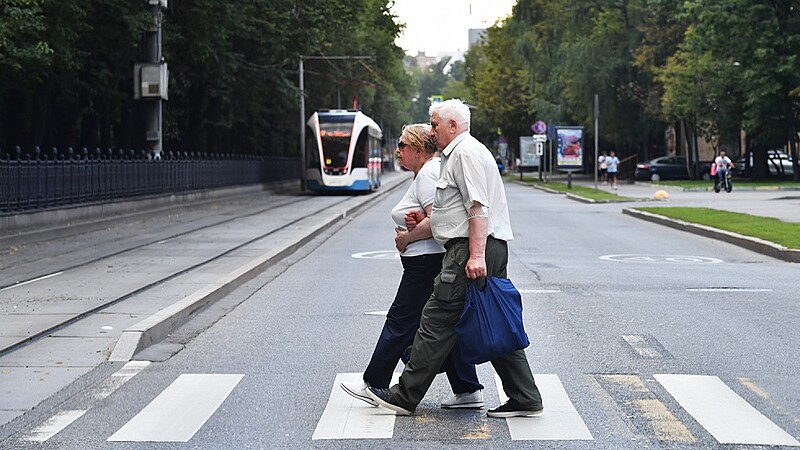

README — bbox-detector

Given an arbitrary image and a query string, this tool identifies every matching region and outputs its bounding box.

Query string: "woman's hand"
[404,210,426,231]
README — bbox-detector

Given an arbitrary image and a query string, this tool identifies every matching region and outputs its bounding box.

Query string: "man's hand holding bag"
[454,276,530,365]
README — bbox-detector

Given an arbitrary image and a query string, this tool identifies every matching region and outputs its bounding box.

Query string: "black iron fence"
[1,147,300,213]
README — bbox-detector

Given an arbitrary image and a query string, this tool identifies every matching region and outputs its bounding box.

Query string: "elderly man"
[367,99,543,418]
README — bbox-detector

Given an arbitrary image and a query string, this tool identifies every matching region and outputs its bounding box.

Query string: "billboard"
[519,136,539,167]
[556,127,583,171]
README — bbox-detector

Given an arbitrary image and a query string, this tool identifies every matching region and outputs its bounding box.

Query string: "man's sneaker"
[366,387,413,416]
[441,390,484,409]
[487,400,544,418]
[340,381,378,407]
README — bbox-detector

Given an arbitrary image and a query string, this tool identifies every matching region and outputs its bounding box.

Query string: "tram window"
[352,130,368,167]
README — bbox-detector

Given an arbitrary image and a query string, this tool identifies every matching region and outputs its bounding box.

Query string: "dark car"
[635,156,711,182]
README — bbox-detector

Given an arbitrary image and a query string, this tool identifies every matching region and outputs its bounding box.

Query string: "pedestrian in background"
[598,150,608,184]
[366,99,544,418]
[606,150,620,190]
[340,123,484,409]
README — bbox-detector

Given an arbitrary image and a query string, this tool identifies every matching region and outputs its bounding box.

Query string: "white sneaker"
[441,389,484,409]
[340,381,378,406]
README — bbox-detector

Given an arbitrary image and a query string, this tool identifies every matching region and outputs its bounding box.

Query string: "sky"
[390,0,517,56]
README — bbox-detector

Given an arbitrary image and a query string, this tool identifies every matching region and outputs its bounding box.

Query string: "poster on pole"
[519,136,539,168]
[556,126,583,171]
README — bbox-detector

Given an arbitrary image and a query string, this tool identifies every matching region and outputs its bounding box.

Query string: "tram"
[305,109,382,192]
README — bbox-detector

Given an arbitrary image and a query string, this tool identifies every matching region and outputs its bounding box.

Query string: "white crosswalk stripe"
[107,373,243,442]
[655,374,800,446]
[312,372,400,440]
[19,361,150,443]
[495,373,593,440]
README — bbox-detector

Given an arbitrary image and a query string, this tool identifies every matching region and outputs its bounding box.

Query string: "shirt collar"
[441,132,470,157]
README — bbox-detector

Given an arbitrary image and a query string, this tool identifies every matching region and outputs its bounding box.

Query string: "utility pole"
[135,0,168,159]
[298,55,373,192]
[594,94,599,189]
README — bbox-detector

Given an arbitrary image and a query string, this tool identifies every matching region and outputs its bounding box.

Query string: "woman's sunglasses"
[397,140,409,149]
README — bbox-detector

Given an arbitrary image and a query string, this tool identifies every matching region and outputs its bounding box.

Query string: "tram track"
[0,194,355,358]
[0,194,317,286]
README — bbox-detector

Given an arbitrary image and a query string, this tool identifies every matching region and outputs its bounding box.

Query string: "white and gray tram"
[305,110,382,192]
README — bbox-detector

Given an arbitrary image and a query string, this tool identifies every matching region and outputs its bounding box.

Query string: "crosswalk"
[14,367,800,446]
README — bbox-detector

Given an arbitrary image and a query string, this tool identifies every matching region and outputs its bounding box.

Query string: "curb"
[622,208,800,263]
[109,173,410,361]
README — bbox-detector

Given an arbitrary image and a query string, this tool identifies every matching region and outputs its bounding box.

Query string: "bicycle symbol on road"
[599,254,723,264]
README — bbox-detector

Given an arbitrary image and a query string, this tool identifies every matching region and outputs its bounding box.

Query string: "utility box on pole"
[135,0,167,158]
[134,62,168,100]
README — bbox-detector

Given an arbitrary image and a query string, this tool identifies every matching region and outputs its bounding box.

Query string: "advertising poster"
[556,127,583,170]
[519,136,539,167]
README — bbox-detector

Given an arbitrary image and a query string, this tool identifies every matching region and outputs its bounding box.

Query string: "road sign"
[536,142,544,156]
[532,134,547,143]
[532,120,547,134]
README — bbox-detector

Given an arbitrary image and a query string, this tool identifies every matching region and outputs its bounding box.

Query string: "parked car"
[635,156,711,182]
[735,150,794,176]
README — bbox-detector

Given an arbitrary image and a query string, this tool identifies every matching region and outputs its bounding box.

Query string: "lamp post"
[298,55,373,191]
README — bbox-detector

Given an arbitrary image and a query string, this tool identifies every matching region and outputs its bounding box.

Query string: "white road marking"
[0,272,63,292]
[364,310,389,316]
[622,335,664,358]
[519,289,562,294]
[686,288,773,292]
[313,372,400,440]
[494,373,593,441]
[351,251,400,260]
[23,410,86,442]
[107,373,243,442]
[655,374,800,446]
[599,254,723,264]
[19,361,151,442]
[93,361,151,401]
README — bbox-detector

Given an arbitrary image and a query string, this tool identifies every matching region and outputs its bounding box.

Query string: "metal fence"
[0,147,300,213]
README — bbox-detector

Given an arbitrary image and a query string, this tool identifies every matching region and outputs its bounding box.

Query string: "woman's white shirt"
[390,158,446,257]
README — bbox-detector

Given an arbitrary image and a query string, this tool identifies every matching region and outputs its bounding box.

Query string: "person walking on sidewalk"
[598,150,608,184]
[366,99,544,418]
[606,150,620,190]
[340,123,484,410]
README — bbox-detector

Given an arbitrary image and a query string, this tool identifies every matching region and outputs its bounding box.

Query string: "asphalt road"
[2,180,798,449]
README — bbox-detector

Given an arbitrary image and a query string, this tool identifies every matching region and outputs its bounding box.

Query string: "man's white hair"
[430,99,470,128]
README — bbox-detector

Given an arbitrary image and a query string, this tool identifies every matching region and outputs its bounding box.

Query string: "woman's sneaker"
[441,390,484,409]
[340,381,378,406]
[487,400,544,418]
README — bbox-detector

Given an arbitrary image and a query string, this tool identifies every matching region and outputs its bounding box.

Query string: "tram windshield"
[320,123,352,168]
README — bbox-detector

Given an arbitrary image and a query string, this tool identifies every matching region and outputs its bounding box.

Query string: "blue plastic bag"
[454,277,530,365]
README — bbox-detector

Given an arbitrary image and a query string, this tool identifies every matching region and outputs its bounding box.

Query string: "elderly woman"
[341,123,484,409]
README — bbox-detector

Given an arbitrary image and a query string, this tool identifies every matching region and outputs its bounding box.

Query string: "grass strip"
[519,178,635,202]
[635,207,800,250]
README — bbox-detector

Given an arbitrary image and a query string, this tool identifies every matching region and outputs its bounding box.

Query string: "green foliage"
[451,0,800,182]
[0,0,411,156]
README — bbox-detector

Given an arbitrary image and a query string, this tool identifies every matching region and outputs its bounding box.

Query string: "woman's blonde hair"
[401,123,437,155]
